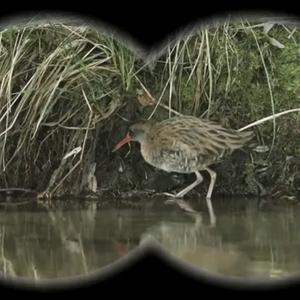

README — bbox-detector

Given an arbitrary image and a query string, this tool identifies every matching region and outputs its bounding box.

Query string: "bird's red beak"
[112,132,132,152]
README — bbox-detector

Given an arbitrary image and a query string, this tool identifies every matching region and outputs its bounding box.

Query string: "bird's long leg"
[164,171,203,198]
[204,167,217,199]
[204,167,217,226]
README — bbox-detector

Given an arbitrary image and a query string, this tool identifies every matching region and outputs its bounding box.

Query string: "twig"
[205,29,213,117]
[51,160,81,194]
[238,108,300,132]
[81,89,93,161]
[247,21,276,157]
[0,188,36,193]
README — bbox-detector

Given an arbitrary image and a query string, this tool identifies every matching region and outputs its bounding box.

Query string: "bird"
[113,115,254,224]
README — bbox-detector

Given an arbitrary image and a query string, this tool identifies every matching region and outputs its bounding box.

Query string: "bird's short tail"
[226,130,255,151]
[238,130,255,144]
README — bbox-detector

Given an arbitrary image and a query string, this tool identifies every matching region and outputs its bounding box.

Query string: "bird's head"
[112,120,154,152]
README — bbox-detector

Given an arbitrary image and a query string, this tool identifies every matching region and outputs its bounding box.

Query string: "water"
[0,196,300,282]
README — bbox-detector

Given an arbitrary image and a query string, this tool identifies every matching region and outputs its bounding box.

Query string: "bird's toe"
[163,192,177,198]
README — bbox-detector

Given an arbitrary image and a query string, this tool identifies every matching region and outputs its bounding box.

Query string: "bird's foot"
[163,191,188,198]
[163,193,177,205]
[163,192,179,198]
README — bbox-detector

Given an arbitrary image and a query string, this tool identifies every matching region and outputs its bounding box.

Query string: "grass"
[0,17,299,198]
[0,23,130,195]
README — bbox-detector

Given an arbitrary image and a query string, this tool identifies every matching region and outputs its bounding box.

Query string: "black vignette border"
[0,1,299,296]
[0,2,299,49]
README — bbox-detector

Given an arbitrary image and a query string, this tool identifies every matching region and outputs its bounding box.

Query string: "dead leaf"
[137,93,156,107]
[263,22,274,34]
[254,145,270,153]
[268,37,285,49]
[63,146,82,160]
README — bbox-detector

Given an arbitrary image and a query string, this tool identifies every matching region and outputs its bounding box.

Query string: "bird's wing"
[151,127,224,171]
[149,117,253,171]
[155,122,227,155]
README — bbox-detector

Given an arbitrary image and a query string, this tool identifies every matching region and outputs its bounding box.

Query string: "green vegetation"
[0,18,299,201]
